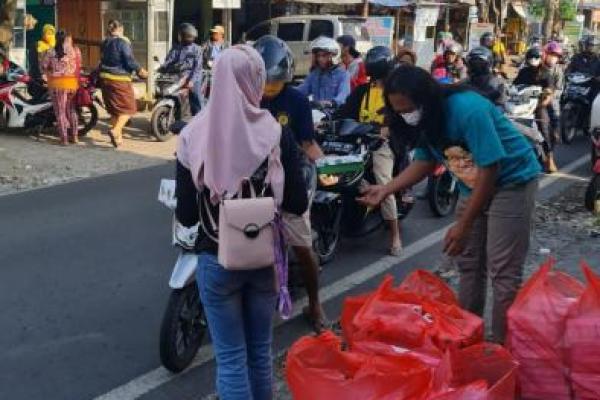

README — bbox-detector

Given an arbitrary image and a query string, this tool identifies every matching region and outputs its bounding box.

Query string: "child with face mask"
[514,42,563,173]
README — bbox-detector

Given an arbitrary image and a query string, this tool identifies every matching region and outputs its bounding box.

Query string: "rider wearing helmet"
[567,35,600,76]
[466,46,507,108]
[430,41,467,82]
[161,23,203,115]
[514,43,564,173]
[337,35,368,91]
[340,46,403,256]
[255,35,326,332]
[297,36,351,107]
[481,31,506,73]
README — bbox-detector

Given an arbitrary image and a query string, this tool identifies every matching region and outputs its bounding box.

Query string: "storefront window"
[12,8,25,49]
[108,9,147,42]
[154,11,168,42]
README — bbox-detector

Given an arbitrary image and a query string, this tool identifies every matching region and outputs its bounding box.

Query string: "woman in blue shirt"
[359,65,541,343]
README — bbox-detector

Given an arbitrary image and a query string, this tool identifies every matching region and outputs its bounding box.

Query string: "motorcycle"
[505,84,547,167]
[427,164,459,217]
[560,72,593,144]
[157,173,207,373]
[311,106,414,264]
[0,63,99,136]
[585,93,600,213]
[150,61,188,142]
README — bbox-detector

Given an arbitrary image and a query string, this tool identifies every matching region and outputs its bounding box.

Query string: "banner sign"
[364,17,395,48]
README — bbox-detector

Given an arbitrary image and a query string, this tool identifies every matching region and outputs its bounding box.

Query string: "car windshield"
[341,20,370,42]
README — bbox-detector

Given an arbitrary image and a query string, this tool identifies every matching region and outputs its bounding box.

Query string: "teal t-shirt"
[414,91,541,194]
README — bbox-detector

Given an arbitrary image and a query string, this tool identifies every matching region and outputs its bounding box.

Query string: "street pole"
[362,0,369,17]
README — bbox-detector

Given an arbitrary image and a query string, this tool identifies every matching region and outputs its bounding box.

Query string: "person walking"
[175,45,308,400]
[99,19,148,148]
[359,65,541,343]
[40,30,81,146]
[337,35,367,91]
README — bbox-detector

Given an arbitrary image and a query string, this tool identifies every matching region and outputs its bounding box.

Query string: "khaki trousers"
[455,179,538,342]
[372,142,397,221]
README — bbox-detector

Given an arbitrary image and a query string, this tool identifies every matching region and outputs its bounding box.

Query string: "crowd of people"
[166,25,598,399]
[23,20,229,147]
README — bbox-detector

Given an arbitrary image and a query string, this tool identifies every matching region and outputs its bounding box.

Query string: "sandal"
[107,130,119,148]
[303,305,329,334]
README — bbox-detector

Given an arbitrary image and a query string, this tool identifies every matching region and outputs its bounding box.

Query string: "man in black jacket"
[466,46,507,109]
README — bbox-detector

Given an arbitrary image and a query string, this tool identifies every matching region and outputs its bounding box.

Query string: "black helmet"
[467,46,493,76]
[365,46,394,80]
[253,35,294,83]
[584,35,600,53]
[179,23,198,41]
[526,46,542,60]
[480,32,495,48]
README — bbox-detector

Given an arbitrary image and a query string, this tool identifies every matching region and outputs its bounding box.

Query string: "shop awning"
[511,0,528,19]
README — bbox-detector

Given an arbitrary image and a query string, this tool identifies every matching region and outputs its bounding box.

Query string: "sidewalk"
[0,112,176,196]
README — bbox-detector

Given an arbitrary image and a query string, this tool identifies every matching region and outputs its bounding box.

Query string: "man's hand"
[380,126,390,139]
[443,221,471,256]
[137,68,149,79]
[357,184,388,208]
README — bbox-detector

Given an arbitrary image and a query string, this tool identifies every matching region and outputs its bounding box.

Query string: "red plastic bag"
[565,262,600,400]
[285,331,432,400]
[431,343,518,400]
[399,270,459,306]
[427,381,488,400]
[345,276,483,357]
[506,259,585,400]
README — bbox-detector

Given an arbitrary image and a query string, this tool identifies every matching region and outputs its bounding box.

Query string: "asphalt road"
[0,138,591,400]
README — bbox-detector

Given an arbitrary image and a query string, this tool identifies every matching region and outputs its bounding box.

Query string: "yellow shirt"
[359,85,385,125]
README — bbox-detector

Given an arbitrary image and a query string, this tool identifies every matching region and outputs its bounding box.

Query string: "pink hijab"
[177,45,284,204]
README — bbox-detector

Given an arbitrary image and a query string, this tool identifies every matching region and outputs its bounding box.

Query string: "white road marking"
[93,154,590,400]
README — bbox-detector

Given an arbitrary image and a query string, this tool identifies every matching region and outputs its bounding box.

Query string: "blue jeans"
[196,253,277,400]
[189,79,202,116]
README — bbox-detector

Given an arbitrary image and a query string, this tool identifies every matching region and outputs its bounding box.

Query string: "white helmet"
[310,36,341,64]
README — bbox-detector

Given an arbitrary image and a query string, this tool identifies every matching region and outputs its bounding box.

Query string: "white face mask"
[400,108,422,126]
[527,58,541,67]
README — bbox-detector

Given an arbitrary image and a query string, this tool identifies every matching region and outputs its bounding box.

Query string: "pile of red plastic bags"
[507,260,600,400]
[286,262,600,400]
[286,270,518,399]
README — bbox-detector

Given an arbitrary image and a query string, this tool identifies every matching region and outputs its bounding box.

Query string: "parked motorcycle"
[585,93,600,213]
[311,108,414,264]
[157,176,207,373]
[0,63,99,136]
[561,72,593,144]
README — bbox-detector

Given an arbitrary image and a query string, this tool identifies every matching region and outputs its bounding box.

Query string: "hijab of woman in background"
[37,24,56,54]
[41,30,81,145]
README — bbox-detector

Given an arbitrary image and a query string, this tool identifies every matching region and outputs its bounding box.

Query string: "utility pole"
[362,0,369,17]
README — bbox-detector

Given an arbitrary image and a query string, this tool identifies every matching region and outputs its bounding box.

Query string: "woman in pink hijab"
[175,45,307,399]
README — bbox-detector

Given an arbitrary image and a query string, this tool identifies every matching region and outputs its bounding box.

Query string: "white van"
[244,15,372,77]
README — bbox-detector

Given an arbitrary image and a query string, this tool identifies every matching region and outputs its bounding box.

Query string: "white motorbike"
[157,179,207,373]
[505,85,547,166]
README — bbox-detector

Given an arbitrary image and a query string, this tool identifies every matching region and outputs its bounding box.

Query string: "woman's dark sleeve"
[175,160,200,227]
[339,85,366,120]
[513,68,528,85]
[279,129,308,215]
[120,40,141,73]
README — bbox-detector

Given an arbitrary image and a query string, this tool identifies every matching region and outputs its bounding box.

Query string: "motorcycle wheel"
[159,284,207,373]
[77,104,98,136]
[427,172,459,217]
[560,106,578,144]
[312,227,339,265]
[151,105,174,142]
[584,174,600,212]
